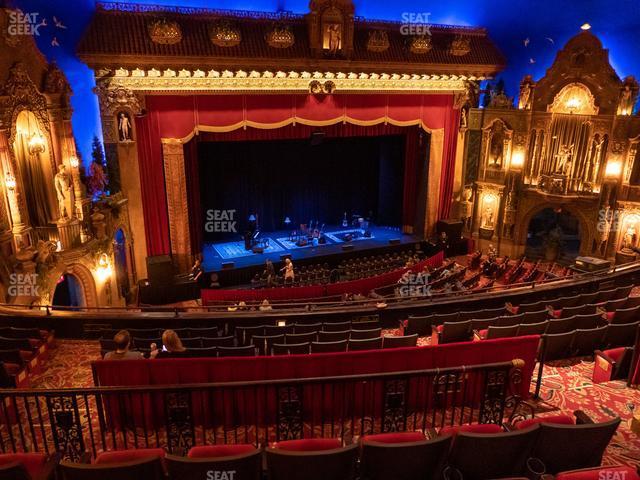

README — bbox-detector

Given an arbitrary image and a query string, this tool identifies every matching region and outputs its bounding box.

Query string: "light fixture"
[96,253,113,282]
[581,23,591,31]
[248,214,256,222]
[69,155,79,169]
[27,132,46,154]
[565,97,582,111]
[604,160,622,178]
[4,173,16,191]
[284,216,291,225]
[510,151,525,169]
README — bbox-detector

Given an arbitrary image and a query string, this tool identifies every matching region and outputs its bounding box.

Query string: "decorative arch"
[547,82,599,115]
[481,118,513,171]
[49,263,98,308]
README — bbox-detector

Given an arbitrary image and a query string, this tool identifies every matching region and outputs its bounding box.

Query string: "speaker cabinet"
[146,255,174,286]
[436,219,463,240]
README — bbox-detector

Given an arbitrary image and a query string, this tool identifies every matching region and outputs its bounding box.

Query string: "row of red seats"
[3,412,631,480]
[0,327,55,388]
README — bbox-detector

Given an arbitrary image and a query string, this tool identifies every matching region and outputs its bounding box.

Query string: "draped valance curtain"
[136,93,460,257]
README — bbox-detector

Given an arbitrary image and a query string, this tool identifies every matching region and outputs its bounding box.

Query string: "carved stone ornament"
[367,30,390,53]
[547,82,599,115]
[147,18,182,45]
[309,80,336,95]
[94,81,145,116]
[209,21,242,48]
[450,35,471,56]
[409,34,432,54]
[266,24,295,49]
[44,61,71,95]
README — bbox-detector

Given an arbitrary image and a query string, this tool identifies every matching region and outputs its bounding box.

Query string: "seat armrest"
[472,329,484,341]
[573,409,595,424]
[594,350,616,365]
[505,302,516,314]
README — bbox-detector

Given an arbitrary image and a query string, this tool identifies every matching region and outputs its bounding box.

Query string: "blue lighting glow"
[10,0,640,164]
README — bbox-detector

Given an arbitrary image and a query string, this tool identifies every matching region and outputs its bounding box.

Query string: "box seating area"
[0,327,55,388]
[5,411,632,480]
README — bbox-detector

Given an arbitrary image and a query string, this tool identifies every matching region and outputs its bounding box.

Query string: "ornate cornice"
[94,67,478,94]
[94,81,145,115]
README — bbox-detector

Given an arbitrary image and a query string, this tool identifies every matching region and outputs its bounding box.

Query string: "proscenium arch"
[515,202,592,256]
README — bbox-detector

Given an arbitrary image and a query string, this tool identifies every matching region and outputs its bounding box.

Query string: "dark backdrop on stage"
[198,135,405,241]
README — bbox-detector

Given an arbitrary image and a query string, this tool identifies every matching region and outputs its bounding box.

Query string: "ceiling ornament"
[450,35,471,56]
[209,21,242,48]
[147,18,182,45]
[266,24,295,49]
[409,35,432,54]
[367,30,390,53]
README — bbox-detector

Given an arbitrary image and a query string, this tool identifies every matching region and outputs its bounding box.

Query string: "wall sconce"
[69,155,79,169]
[27,133,46,155]
[604,160,622,178]
[4,173,16,191]
[510,151,525,169]
[96,253,113,282]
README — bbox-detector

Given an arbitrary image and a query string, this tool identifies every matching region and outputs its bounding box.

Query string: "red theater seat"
[0,453,54,480]
[555,466,640,480]
[94,448,166,464]
[439,423,503,436]
[360,432,425,443]
[513,413,575,430]
[593,347,632,384]
[187,444,256,458]
[274,438,342,451]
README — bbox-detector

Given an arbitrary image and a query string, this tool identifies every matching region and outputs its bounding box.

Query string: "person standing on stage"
[281,258,295,284]
[264,259,276,287]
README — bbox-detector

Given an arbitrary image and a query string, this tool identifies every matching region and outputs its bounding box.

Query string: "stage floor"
[202,225,419,272]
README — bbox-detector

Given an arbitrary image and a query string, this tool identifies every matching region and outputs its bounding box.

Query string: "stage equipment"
[436,219,463,240]
[146,255,174,286]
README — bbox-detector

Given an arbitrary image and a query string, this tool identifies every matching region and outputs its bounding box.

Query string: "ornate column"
[162,139,192,273]
[0,129,31,246]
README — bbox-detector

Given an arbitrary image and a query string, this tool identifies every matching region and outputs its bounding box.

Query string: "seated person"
[150,330,189,359]
[104,330,143,360]
[259,299,272,311]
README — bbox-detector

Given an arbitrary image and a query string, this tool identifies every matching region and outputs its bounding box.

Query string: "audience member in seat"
[150,330,189,359]
[259,299,273,311]
[104,330,143,360]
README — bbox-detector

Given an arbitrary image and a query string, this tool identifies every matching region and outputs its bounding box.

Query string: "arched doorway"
[52,273,85,308]
[525,207,581,262]
[113,228,130,299]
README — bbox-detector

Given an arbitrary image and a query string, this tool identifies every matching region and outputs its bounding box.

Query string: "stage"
[202,225,422,274]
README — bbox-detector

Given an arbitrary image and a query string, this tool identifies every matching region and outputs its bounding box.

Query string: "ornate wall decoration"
[147,18,182,45]
[43,62,71,95]
[518,75,535,110]
[449,35,471,56]
[94,82,145,117]
[409,35,432,54]
[547,82,599,115]
[209,21,242,47]
[307,0,355,58]
[367,30,389,52]
[266,25,295,48]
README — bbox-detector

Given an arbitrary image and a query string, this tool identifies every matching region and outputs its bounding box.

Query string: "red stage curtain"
[137,94,458,256]
[184,138,202,256]
[135,111,171,256]
[437,99,461,221]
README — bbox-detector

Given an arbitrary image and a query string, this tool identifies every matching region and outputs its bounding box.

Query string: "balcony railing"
[0,360,525,461]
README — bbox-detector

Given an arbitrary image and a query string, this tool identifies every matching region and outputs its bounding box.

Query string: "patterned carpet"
[27,340,640,466]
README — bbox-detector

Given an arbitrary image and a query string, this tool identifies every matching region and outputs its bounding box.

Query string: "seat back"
[318,330,351,342]
[518,300,548,313]
[293,323,321,334]
[286,332,317,344]
[235,326,265,346]
[201,336,235,348]
[497,315,522,327]
[351,320,380,330]
[531,418,621,474]
[522,310,550,324]
[322,321,351,332]
[382,334,418,349]
[485,324,519,340]
[446,427,540,480]
[252,334,285,356]
[560,304,596,318]
[572,326,607,356]
[610,306,640,325]
[187,347,218,358]
[0,463,31,480]
[266,444,358,480]
[349,328,381,340]
[602,322,639,348]
[273,342,310,355]
[594,288,617,303]
[604,297,627,313]
[311,340,348,353]
[186,327,219,338]
[264,325,295,336]
[360,436,451,480]
[348,337,383,351]
[541,332,576,361]
[470,317,499,332]
[217,345,256,357]
[181,337,203,349]
[614,285,633,299]
[440,321,472,344]
[58,457,165,480]
[165,449,262,480]
[545,317,576,334]
[517,321,548,336]
[574,313,604,330]
[460,307,505,320]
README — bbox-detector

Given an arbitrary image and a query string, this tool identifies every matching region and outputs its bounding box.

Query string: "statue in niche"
[481,205,495,229]
[595,207,611,255]
[590,136,605,184]
[489,123,506,167]
[460,108,468,129]
[555,144,574,175]
[117,111,133,142]
[518,76,534,110]
[459,187,473,230]
[623,223,638,251]
[325,23,342,54]
[617,77,638,115]
[54,164,71,220]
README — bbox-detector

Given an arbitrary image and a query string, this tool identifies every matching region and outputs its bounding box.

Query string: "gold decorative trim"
[98,68,477,93]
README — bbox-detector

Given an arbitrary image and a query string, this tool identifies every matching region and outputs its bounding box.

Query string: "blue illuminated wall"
[10,0,640,165]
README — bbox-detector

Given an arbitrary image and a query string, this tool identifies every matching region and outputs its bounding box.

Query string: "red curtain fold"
[184,137,202,257]
[135,111,171,257]
[402,127,420,229]
[137,94,458,256]
[437,99,461,221]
